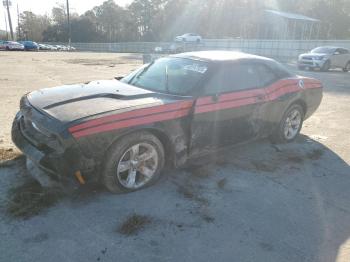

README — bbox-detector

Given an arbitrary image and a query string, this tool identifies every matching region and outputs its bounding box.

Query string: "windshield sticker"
[183,64,208,74]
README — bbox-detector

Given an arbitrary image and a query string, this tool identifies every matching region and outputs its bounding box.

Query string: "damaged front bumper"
[11,103,92,186]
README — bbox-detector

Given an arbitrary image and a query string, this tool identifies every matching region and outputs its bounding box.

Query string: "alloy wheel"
[116,142,158,189]
[283,109,302,140]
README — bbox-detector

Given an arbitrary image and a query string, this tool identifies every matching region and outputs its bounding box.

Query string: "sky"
[0,0,132,31]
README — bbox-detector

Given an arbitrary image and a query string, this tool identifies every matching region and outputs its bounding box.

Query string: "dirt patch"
[176,183,209,206]
[286,155,304,164]
[200,212,215,223]
[0,148,22,162]
[217,178,227,189]
[251,160,278,172]
[117,214,152,236]
[5,179,64,219]
[307,149,324,160]
[187,164,214,179]
[0,148,24,168]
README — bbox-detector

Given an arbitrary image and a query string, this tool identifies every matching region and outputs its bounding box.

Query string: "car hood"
[27,80,163,123]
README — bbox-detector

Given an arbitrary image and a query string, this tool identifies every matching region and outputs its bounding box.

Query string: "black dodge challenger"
[12,51,323,193]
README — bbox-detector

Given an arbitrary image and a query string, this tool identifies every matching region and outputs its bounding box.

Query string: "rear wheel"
[270,104,304,143]
[343,62,350,72]
[321,60,331,72]
[102,131,165,193]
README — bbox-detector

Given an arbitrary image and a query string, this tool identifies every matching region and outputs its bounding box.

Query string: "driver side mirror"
[114,76,124,80]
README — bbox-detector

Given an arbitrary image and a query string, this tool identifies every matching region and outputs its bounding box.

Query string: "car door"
[189,61,267,155]
[338,48,350,67]
[330,48,345,67]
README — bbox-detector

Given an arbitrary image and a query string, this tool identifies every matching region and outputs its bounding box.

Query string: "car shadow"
[169,134,350,262]
[1,134,350,261]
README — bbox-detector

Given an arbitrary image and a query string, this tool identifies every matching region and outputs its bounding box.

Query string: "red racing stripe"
[69,100,193,133]
[70,78,321,138]
[72,108,191,138]
[195,96,257,114]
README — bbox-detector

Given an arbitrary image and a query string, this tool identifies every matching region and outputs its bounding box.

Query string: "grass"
[5,179,64,219]
[118,214,152,236]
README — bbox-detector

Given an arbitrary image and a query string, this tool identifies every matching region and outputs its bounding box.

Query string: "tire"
[196,38,200,43]
[321,60,331,72]
[270,104,304,144]
[102,131,165,193]
[342,62,350,72]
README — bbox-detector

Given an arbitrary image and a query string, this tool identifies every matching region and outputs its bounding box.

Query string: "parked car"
[55,45,70,51]
[298,46,350,72]
[175,33,202,43]
[38,43,51,51]
[20,41,39,51]
[154,43,184,54]
[46,44,58,51]
[0,41,24,51]
[12,51,322,193]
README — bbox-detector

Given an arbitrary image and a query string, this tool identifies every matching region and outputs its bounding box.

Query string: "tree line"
[15,0,350,43]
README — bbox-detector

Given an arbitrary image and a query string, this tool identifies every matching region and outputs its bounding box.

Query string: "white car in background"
[0,41,24,51]
[175,33,202,43]
[298,46,350,72]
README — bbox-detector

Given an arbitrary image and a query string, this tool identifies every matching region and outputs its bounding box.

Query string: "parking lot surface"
[0,52,349,262]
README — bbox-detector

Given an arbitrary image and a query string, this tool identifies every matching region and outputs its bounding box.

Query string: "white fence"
[64,39,350,61]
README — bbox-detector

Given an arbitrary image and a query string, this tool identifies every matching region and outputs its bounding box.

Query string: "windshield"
[124,57,208,95]
[311,47,335,54]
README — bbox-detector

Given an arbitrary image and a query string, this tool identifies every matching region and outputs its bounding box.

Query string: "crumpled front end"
[11,96,93,185]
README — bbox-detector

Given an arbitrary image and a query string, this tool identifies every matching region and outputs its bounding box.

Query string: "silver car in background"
[0,41,25,51]
[298,46,350,72]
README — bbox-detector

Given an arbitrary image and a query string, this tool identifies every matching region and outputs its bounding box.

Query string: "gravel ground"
[0,51,349,262]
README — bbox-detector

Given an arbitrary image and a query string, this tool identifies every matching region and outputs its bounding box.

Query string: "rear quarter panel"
[261,77,322,135]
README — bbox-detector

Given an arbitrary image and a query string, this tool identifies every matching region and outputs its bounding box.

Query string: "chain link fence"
[51,39,350,62]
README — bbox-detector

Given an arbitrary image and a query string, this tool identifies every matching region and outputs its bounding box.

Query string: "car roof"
[173,50,273,63]
[313,46,339,50]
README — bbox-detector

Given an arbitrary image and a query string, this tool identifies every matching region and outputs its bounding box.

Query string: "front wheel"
[270,104,304,144]
[102,131,165,193]
[343,62,350,72]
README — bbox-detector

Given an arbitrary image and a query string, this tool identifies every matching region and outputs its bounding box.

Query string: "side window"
[255,64,278,87]
[203,63,259,95]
